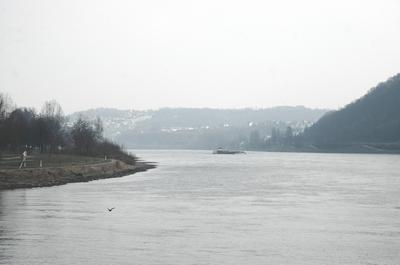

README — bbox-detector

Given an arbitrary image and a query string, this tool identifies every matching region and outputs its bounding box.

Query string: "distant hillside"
[69,106,328,149]
[304,73,400,150]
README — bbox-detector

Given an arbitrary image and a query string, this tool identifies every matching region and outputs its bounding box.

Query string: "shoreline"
[259,144,400,155]
[0,159,156,190]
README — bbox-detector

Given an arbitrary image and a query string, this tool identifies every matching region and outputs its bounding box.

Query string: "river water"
[0,150,399,265]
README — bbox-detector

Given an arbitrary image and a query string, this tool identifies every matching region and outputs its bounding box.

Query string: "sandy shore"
[0,159,156,190]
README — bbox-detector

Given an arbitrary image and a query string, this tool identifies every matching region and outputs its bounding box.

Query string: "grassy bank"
[0,153,108,169]
[0,154,156,190]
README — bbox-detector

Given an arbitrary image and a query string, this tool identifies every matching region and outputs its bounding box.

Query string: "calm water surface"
[1,150,400,265]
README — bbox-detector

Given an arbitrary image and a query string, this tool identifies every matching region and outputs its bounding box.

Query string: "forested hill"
[304,74,400,148]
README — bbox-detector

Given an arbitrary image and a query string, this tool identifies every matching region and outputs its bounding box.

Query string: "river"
[1,150,399,265]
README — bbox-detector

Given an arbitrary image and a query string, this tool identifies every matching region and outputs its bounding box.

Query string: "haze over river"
[1,150,399,265]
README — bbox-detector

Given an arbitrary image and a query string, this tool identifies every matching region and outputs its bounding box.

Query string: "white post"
[40,160,43,168]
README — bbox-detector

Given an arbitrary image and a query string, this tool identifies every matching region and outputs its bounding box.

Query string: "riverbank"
[0,159,156,190]
[261,143,400,154]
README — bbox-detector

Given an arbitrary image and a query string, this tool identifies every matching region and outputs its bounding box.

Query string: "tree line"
[0,93,136,165]
[251,73,400,151]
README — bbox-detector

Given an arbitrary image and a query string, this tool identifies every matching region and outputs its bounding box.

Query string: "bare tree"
[94,117,104,141]
[0,92,15,121]
[71,117,96,155]
[38,100,65,153]
[0,93,15,157]
[41,100,64,120]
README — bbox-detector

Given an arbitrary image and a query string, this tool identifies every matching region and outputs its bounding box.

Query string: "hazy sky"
[1,0,399,114]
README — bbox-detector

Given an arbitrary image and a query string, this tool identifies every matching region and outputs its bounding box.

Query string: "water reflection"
[0,191,5,262]
[0,190,25,263]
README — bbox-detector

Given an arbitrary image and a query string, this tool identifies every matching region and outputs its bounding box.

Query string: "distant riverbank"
[0,159,156,190]
[261,143,400,155]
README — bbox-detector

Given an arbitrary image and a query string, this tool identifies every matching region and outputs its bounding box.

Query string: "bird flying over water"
[107,207,115,212]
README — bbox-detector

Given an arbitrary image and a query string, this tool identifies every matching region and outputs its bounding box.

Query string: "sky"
[1,0,400,114]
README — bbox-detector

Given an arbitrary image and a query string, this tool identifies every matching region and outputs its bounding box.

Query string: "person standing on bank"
[19,150,27,169]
